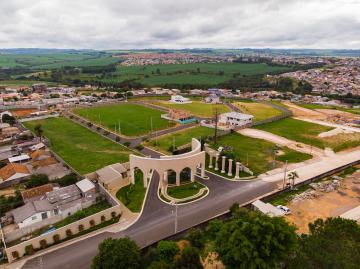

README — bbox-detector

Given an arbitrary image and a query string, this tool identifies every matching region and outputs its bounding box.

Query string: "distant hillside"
[0,48,97,55]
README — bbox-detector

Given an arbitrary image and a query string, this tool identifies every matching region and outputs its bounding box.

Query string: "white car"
[277,205,291,215]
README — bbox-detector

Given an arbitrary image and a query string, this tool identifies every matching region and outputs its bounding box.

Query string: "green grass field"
[233,101,283,122]
[73,103,173,137]
[24,117,134,174]
[0,52,119,69]
[151,100,230,118]
[167,181,206,199]
[211,133,312,175]
[254,118,333,149]
[116,170,146,212]
[147,126,215,153]
[102,62,290,87]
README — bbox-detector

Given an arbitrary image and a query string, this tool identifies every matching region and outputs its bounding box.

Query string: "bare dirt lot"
[285,169,360,234]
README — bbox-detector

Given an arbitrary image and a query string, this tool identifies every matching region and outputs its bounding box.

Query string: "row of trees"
[92,205,360,269]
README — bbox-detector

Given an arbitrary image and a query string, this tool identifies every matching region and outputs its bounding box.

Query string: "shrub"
[96,126,101,131]
[123,141,131,147]
[66,229,73,237]
[101,215,106,222]
[54,173,79,187]
[25,244,35,255]
[78,224,84,232]
[12,251,19,259]
[39,239,47,249]
[25,174,49,189]
[111,211,117,218]
[89,219,95,227]
[103,131,110,135]
[87,122,93,127]
[186,228,205,249]
[53,234,60,243]
[115,136,120,142]
[135,145,144,151]
[156,240,179,263]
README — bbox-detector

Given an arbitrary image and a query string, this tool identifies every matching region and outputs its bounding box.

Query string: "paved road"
[22,171,276,269]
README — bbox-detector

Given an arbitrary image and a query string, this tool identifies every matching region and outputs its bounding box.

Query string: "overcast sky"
[0,0,359,50]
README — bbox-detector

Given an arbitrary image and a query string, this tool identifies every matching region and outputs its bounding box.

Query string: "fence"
[5,205,122,263]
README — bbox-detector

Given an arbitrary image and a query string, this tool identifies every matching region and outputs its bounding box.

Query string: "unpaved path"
[237,128,325,158]
[294,117,360,133]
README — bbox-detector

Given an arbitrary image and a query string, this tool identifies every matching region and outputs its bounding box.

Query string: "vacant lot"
[150,100,230,118]
[211,133,312,175]
[233,101,282,122]
[73,103,173,137]
[255,117,360,151]
[254,118,333,149]
[146,126,215,153]
[25,117,133,174]
[284,169,360,233]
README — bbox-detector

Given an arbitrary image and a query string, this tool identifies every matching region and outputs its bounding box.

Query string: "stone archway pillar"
[215,153,220,171]
[143,171,148,188]
[131,169,135,184]
[201,163,205,178]
[176,172,180,186]
[221,156,226,173]
[235,162,240,180]
[190,169,195,182]
[162,171,168,194]
[208,155,213,168]
[227,159,233,177]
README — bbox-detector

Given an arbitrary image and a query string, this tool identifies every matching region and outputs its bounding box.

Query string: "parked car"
[276,205,291,215]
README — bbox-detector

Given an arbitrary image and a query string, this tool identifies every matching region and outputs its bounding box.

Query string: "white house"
[204,94,221,104]
[219,112,254,128]
[170,95,192,104]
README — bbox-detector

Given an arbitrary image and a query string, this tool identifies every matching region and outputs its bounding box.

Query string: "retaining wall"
[5,205,122,263]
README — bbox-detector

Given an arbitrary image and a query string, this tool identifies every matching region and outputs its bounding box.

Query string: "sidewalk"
[260,149,360,184]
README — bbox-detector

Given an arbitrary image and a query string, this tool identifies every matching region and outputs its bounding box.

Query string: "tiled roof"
[0,163,30,181]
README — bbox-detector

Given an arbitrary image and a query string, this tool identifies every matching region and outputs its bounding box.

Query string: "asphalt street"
[21,171,276,269]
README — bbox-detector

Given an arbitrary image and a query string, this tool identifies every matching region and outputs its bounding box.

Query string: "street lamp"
[171,200,178,234]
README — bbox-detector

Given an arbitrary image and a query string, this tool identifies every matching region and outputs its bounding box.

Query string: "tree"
[2,114,16,125]
[287,171,299,189]
[285,217,360,269]
[215,208,298,269]
[25,174,49,189]
[92,238,141,269]
[147,261,172,269]
[186,228,205,250]
[174,246,203,269]
[34,124,44,140]
[156,240,179,263]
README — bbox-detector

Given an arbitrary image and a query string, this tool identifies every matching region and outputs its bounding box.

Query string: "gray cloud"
[0,0,359,49]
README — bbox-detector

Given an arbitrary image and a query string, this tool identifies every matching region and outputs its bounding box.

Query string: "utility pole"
[173,136,175,152]
[213,105,219,144]
[118,121,121,135]
[282,160,288,189]
[171,200,178,233]
[150,117,153,133]
[273,148,276,168]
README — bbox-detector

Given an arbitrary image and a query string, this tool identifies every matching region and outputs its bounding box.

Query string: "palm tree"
[287,171,299,189]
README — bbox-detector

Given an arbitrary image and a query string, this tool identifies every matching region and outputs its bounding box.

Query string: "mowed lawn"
[254,118,333,149]
[147,126,215,153]
[73,103,173,137]
[25,117,134,174]
[211,133,311,175]
[151,100,230,118]
[233,101,282,122]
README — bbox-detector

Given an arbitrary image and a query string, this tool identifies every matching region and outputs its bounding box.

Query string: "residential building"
[219,112,254,128]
